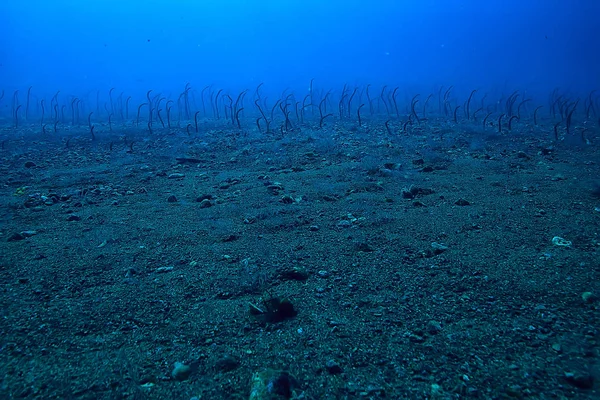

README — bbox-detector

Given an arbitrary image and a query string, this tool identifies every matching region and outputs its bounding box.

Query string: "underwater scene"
[1,0,599,399]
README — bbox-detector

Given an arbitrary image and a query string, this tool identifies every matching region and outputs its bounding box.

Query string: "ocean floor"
[1,118,599,399]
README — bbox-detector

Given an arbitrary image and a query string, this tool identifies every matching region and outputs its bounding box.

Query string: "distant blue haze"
[1,0,598,103]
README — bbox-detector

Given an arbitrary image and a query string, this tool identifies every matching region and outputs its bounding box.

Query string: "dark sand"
[1,117,599,399]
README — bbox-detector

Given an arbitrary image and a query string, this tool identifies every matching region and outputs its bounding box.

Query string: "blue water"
[1,0,598,100]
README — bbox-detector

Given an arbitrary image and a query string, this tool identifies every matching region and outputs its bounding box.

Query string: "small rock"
[337,220,352,228]
[552,236,572,247]
[541,146,554,155]
[198,199,213,208]
[167,195,178,203]
[431,242,448,254]
[551,343,562,352]
[582,292,596,304]
[384,162,402,170]
[196,194,213,202]
[355,242,374,252]
[24,161,36,168]
[168,173,185,179]
[266,182,284,193]
[427,320,442,335]
[564,371,594,389]
[325,359,342,374]
[402,189,415,199]
[20,230,38,237]
[402,186,434,199]
[409,333,425,343]
[317,270,330,278]
[215,355,240,372]
[455,198,470,206]
[430,383,445,397]
[8,233,26,242]
[280,266,309,281]
[171,362,192,381]
[222,234,239,242]
[280,195,295,204]
[67,215,81,221]
[249,369,298,400]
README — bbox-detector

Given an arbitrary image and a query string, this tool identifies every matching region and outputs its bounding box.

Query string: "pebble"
[317,270,330,278]
[171,362,191,381]
[196,194,213,202]
[552,236,572,247]
[325,359,342,374]
[337,220,352,228]
[564,371,594,389]
[431,242,448,253]
[280,195,295,204]
[20,230,38,237]
[426,320,442,334]
[249,369,298,400]
[198,199,213,208]
[215,355,240,372]
[280,266,309,281]
[355,242,374,252]
[552,343,562,352]
[582,292,596,303]
[7,233,26,241]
